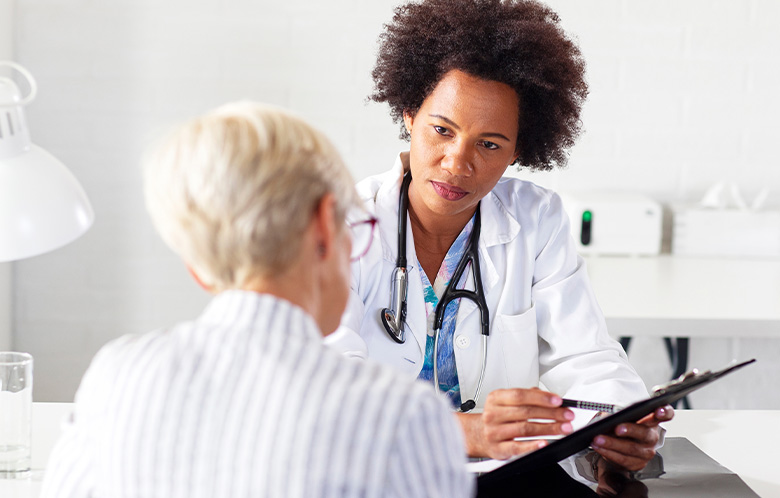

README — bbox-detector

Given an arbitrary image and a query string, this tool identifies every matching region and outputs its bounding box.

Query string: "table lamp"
[0,61,94,262]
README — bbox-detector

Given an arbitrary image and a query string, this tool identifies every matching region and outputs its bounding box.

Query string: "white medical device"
[560,192,663,256]
[672,207,780,258]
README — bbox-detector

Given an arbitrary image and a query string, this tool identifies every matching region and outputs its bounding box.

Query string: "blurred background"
[1,0,778,405]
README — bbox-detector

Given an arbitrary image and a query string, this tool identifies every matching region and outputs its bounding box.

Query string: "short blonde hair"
[144,101,359,291]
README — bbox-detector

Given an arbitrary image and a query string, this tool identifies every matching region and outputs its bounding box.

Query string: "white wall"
[11,0,780,403]
[0,0,14,351]
[508,1,780,204]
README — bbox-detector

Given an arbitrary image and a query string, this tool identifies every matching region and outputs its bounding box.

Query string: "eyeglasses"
[346,214,378,261]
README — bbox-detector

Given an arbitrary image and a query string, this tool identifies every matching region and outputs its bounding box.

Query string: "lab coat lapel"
[374,154,407,264]
[454,188,521,398]
[455,191,520,325]
[404,247,429,361]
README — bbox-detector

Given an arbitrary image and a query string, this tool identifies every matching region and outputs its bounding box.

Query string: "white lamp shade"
[0,144,95,262]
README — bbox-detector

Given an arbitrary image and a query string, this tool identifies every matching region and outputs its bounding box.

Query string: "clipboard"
[477,358,756,486]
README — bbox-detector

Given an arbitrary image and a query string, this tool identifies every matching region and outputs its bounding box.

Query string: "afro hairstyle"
[369,0,588,170]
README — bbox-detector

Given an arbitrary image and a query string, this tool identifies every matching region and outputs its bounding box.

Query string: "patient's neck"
[242,260,322,333]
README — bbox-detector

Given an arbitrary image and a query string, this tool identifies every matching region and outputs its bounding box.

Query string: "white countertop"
[585,255,780,337]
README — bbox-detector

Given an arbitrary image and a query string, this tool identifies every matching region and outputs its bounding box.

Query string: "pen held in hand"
[561,398,619,414]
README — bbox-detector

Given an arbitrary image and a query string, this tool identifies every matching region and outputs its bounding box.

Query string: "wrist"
[456,412,487,457]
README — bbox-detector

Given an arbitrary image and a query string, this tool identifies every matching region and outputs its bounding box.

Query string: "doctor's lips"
[431,181,468,201]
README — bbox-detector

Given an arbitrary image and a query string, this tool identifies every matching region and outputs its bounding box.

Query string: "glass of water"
[0,352,32,478]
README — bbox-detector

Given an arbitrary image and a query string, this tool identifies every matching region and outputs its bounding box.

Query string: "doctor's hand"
[458,387,575,460]
[591,405,674,472]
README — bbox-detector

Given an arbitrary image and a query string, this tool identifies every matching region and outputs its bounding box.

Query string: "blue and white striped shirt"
[42,290,474,498]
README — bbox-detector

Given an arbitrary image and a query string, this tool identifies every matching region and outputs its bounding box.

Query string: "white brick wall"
[9,0,780,403]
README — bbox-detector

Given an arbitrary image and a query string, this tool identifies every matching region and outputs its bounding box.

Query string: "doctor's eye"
[479,140,499,150]
[433,125,451,136]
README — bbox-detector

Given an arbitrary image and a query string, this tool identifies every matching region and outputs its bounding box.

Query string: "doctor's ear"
[402,110,415,135]
[512,143,522,165]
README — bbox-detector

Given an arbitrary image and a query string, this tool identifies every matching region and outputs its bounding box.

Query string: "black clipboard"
[477,358,756,486]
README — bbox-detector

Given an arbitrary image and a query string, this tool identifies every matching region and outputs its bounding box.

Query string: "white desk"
[665,409,779,497]
[4,403,778,497]
[585,255,780,338]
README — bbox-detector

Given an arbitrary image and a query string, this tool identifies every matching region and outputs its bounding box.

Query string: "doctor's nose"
[440,141,474,176]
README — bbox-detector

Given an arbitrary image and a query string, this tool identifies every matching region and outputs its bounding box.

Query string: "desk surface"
[585,255,780,337]
[2,403,777,497]
[665,409,778,497]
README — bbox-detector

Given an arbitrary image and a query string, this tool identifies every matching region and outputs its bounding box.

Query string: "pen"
[561,398,618,414]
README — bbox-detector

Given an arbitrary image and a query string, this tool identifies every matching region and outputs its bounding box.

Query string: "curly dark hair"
[369,0,588,170]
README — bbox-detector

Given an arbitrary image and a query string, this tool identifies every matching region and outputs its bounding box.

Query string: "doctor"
[327,0,673,470]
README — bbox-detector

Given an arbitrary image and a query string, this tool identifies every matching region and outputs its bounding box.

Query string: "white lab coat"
[327,153,648,411]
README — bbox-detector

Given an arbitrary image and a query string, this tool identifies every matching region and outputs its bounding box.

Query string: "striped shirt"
[41,291,474,498]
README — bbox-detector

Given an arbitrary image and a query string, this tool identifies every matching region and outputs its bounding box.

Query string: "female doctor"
[327,0,673,470]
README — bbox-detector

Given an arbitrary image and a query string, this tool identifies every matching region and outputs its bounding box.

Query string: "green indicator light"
[582,210,592,222]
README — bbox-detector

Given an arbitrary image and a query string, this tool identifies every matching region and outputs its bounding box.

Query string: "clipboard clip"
[650,359,756,398]
[651,368,711,396]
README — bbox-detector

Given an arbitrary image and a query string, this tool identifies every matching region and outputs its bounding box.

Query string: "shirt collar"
[479,178,521,247]
[198,290,322,341]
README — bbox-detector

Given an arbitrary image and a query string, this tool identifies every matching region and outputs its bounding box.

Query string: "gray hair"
[144,101,359,291]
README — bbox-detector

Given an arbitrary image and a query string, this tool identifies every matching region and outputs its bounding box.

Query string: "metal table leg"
[664,337,691,409]
[620,336,691,409]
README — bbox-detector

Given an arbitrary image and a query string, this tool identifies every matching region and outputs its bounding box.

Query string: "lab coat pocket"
[496,305,540,389]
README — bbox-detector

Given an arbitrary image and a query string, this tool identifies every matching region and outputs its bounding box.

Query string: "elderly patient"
[41,102,474,498]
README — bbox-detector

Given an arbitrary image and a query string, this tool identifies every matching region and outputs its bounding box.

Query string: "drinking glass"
[0,352,33,478]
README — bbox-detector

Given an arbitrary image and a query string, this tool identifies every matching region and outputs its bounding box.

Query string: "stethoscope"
[380,172,489,413]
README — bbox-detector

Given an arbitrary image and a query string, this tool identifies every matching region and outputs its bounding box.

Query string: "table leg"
[664,337,691,409]
[620,335,691,409]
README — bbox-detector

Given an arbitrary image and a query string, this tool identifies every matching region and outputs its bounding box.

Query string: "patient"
[41,102,474,497]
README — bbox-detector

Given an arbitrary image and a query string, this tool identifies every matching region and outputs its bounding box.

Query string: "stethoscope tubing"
[380,173,413,343]
[432,203,489,337]
[381,171,490,412]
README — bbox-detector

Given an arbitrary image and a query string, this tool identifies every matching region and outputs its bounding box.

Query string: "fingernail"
[657,407,666,416]
[594,436,605,447]
[616,425,628,435]
[564,410,575,421]
[550,395,562,406]
[537,440,547,449]
[562,423,573,434]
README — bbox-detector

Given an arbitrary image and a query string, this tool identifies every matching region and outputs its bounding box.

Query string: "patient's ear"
[187,265,213,293]
[311,193,339,261]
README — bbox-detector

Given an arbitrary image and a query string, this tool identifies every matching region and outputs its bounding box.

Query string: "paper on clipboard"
[475,359,756,483]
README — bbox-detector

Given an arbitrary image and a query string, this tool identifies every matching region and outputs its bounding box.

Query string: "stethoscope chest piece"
[381,310,404,343]
[381,266,408,343]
